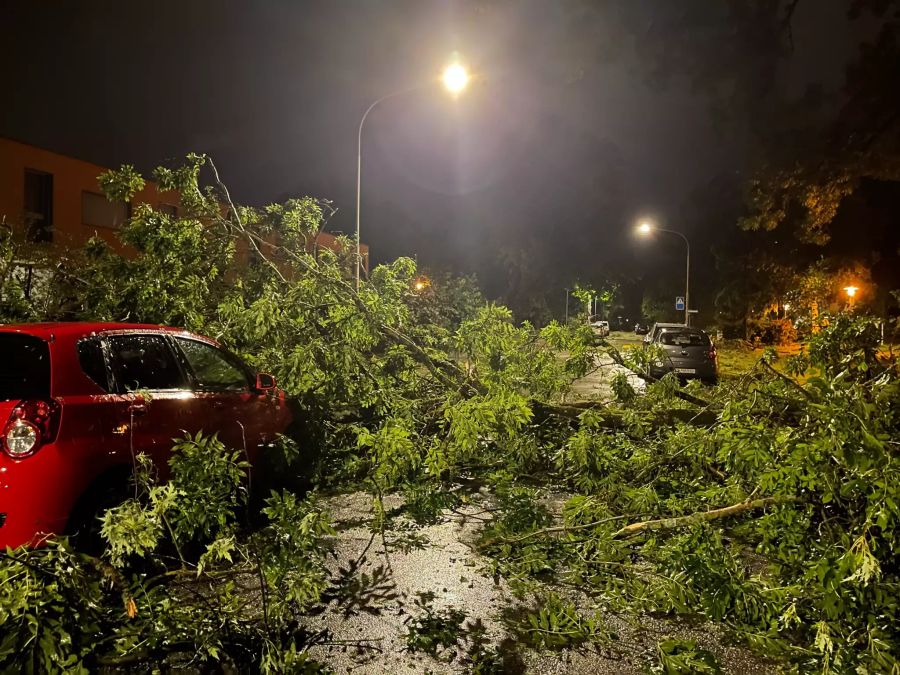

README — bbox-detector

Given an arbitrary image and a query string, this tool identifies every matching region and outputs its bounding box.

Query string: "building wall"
[0,136,369,270]
[0,137,179,255]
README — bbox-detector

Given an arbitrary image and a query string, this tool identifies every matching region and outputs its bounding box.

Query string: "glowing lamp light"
[442,63,469,94]
[637,222,653,236]
[844,285,859,298]
[414,281,426,292]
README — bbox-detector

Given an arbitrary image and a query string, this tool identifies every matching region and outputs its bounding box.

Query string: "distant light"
[844,285,859,298]
[637,222,653,236]
[414,281,426,291]
[442,63,469,94]
[783,303,791,311]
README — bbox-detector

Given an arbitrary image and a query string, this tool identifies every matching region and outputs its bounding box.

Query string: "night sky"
[0,1,875,317]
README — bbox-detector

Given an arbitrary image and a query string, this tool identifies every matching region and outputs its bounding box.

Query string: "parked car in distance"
[589,318,610,338]
[646,325,718,384]
[611,316,631,331]
[634,322,649,335]
[643,321,685,344]
[0,322,292,549]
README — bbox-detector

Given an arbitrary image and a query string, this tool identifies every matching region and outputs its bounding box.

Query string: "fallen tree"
[1,156,898,673]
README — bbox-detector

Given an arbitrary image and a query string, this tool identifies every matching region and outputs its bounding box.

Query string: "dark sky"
[0,1,869,314]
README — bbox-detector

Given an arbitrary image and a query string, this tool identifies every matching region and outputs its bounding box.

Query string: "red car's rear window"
[0,333,51,401]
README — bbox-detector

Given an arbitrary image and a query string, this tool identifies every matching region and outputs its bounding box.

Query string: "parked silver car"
[644,322,685,345]
[589,319,610,338]
[647,326,718,384]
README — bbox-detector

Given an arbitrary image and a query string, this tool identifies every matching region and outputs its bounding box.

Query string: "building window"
[157,203,178,217]
[82,191,128,229]
[24,169,53,243]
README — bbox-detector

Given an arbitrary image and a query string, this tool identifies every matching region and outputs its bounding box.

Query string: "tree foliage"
[1,156,899,672]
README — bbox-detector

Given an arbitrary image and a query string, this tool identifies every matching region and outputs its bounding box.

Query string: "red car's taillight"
[708,345,718,362]
[2,399,61,459]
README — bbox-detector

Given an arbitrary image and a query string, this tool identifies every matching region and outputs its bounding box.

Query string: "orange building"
[0,136,368,269]
[0,137,180,255]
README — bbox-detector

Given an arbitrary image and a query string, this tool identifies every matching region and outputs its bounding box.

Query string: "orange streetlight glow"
[844,285,859,298]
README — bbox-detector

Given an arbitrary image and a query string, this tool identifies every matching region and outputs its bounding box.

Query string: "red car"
[0,322,292,549]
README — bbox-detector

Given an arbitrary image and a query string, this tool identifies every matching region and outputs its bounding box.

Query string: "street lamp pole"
[356,89,413,292]
[636,223,691,326]
[355,63,470,292]
[680,232,691,326]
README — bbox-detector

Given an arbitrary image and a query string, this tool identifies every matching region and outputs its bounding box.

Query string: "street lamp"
[355,60,471,291]
[442,63,469,95]
[636,221,691,326]
[844,285,859,311]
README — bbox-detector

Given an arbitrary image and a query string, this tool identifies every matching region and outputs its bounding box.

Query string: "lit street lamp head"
[637,222,653,236]
[442,63,469,94]
[844,285,859,298]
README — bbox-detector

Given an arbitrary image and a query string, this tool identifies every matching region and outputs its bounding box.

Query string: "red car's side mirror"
[255,373,277,391]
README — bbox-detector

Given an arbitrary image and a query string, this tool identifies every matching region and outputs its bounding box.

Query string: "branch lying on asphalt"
[530,400,717,428]
[488,514,634,546]
[611,496,794,539]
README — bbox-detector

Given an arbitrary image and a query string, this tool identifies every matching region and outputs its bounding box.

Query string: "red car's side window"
[76,337,112,393]
[105,335,188,393]
[174,338,250,392]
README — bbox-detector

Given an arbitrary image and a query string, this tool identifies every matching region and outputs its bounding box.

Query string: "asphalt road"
[305,490,773,674]
[567,331,646,401]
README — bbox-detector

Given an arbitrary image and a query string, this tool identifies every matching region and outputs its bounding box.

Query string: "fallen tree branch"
[758,359,814,400]
[205,160,474,394]
[530,400,717,428]
[491,514,633,546]
[611,496,793,539]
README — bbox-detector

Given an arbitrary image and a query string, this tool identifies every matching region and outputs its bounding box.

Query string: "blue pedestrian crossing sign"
[675,296,685,311]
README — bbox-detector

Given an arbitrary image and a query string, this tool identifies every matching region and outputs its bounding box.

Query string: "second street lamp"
[354,61,470,291]
[636,221,692,326]
[844,285,859,311]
